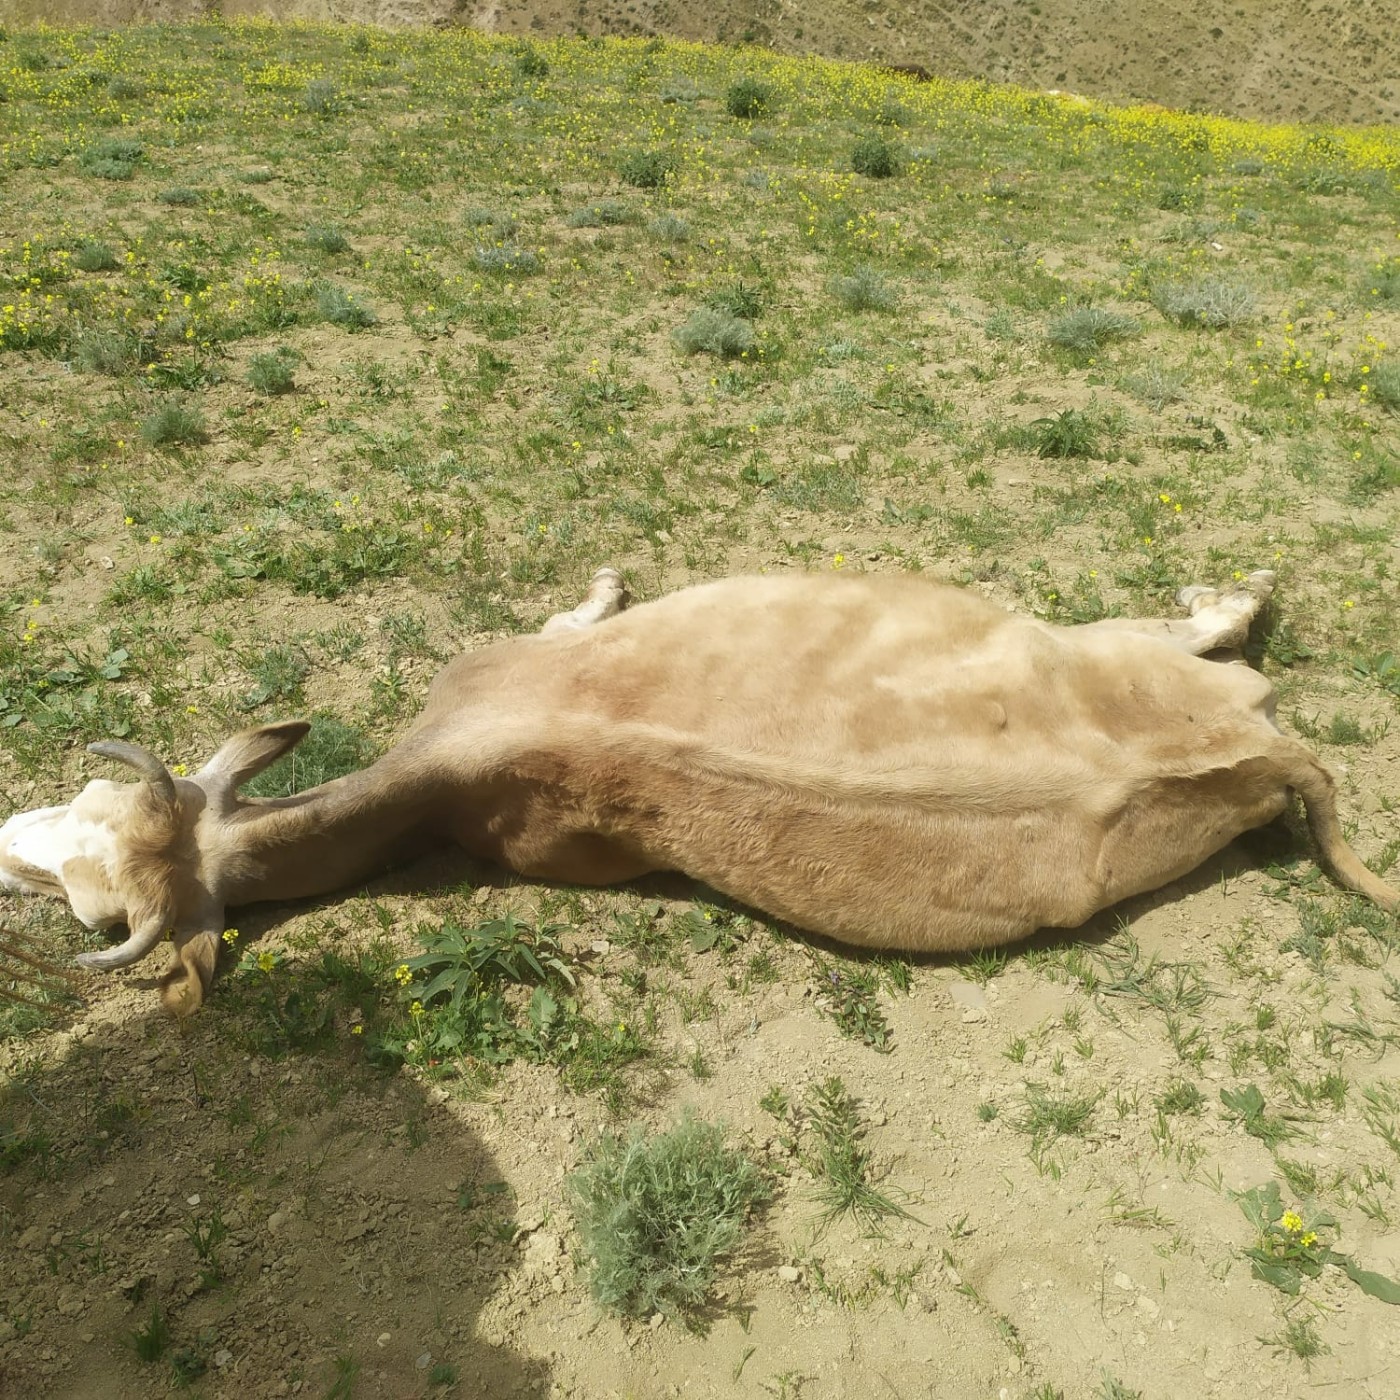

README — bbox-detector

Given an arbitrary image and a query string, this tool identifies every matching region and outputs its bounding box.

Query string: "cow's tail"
[1279,741,1399,913]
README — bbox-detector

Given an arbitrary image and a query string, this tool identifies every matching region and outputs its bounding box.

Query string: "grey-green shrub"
[73,240,120,272]
[1047,307,1141,353]
[315,282,377,330]
[473,244,540,275]
[304,224,350,254]
[1154,275,1256,329]
[851,135,901,179]
[569,1115,768,1318]
[567,200,633,228]
[831,265,897,313]
[648,213,690,242]
[619,149,676,189]
[247,348,298,396]
[673,307,756,358]
[725,76,771,119]
[140,398,208,448]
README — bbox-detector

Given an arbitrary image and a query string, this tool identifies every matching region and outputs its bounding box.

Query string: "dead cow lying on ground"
[1,567,1395,1016]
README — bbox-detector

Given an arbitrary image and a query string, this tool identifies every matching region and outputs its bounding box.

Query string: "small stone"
[590,940,611,955]
[415,1352,433,1370]
[948,980,986,1011]
[776,1265,802,1283]
[186,1195,201,1207]
[214,1350,233,1369]
[1135,1295,1160,1318]
[376,1333,391,1348]
[267,1212,287,1235]
[1113,1272,1134,1292]
[648,1312,664,1329]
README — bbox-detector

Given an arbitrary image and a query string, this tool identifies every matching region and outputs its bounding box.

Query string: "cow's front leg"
[1075,569,1275,658]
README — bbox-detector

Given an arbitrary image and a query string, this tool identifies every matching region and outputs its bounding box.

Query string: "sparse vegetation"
[1,21,1398,1398]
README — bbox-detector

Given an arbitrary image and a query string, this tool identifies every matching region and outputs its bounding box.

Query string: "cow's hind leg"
[541,567,630,635]
[1076,569,1275,658]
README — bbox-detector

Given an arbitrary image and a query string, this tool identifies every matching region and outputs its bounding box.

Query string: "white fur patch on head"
[0,803,123,917]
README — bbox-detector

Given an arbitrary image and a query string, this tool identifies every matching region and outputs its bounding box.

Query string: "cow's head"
[0,723,308,1015]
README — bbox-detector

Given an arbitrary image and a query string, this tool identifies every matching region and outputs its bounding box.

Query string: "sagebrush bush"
[831,265,897,313]
[619,149,676,189]
[75,328,138,375]
[569,1115,768,1318]
[473,244,540,275]
[73,240,119,272]
[302,78,342,116]
[851,135,901,179]
[247,348,298,396]
[725,76,771,119]
[1154,275,1256,329]
[157,186,200,207]
[1120,363,1188,412]
[567,200,633,228]
[140,398,207,447]
[647,213,690,242]
[672,307,756,359]
[1368,362,1400,412]
[80,137,143,180]
[513,46,549,79]
[1046,306,1141,353]
[315,282,377,330]
[304,223,350,254]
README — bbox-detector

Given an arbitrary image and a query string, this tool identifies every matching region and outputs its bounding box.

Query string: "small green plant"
[1029,408,1098,458]
[240,643,309,709]
[673,307,755,359]
[1154,275,1256,329]
[1235,1180,1400,1302]
[247,347,299,396]
[1368,361,1400,412]
[513,45,549,79]
[831,265,897,313]
[851,134,901,179]
[126,1304,172,1362]
[759,1085,790,1118]
[157,185,200,206]
[304,223,350,253]
[139,398,208,447]
[315,281,377,330]
[106,74,144,100]
[1121,362,1188,411]
[1047,307,1140,353]
[619,148,675,189]
[726,76,772,119]
[805,1077,918,1234]
[814,965,893,1050]
[73,239,120,272]
[1261,1314,1327,1365]
[1156,1078,1205,1115]
[1220,1084,1295,1149]
[569,1114,769,1318]
[707,281,764,319]
[75,328,138,375]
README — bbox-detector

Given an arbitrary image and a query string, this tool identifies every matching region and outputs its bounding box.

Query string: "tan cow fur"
[1,569,1395,1015]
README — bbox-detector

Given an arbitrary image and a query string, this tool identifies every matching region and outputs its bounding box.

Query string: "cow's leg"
[1076,570,1275,658]
[541,567,630,635]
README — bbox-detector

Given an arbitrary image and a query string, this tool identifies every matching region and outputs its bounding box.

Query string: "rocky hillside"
[5,0,1396,126]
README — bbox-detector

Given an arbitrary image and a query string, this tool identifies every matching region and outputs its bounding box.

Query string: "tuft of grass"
[513,45,549,79]
[75,327,138,375]
[1016,1082,1099,1139]
[1153,275,1256,329]
[725,76,772,119]
[1368,361,1400,413]
[569,1114,768,1318]
[139,398,207,447]
[1121,362,1187,411]
[156,185,200,207]
[618,148,676,189]
[831,265,897,313]
[851,134,901,179]
[1047,306,1141,353]
[125,1305,172,1363]
[673,306,755,359]
[302,77,342,116]
[648,212,690,242]
[806,1077,918,1234]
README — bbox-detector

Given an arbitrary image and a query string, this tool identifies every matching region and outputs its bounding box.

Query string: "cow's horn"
[87,740,178,807]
